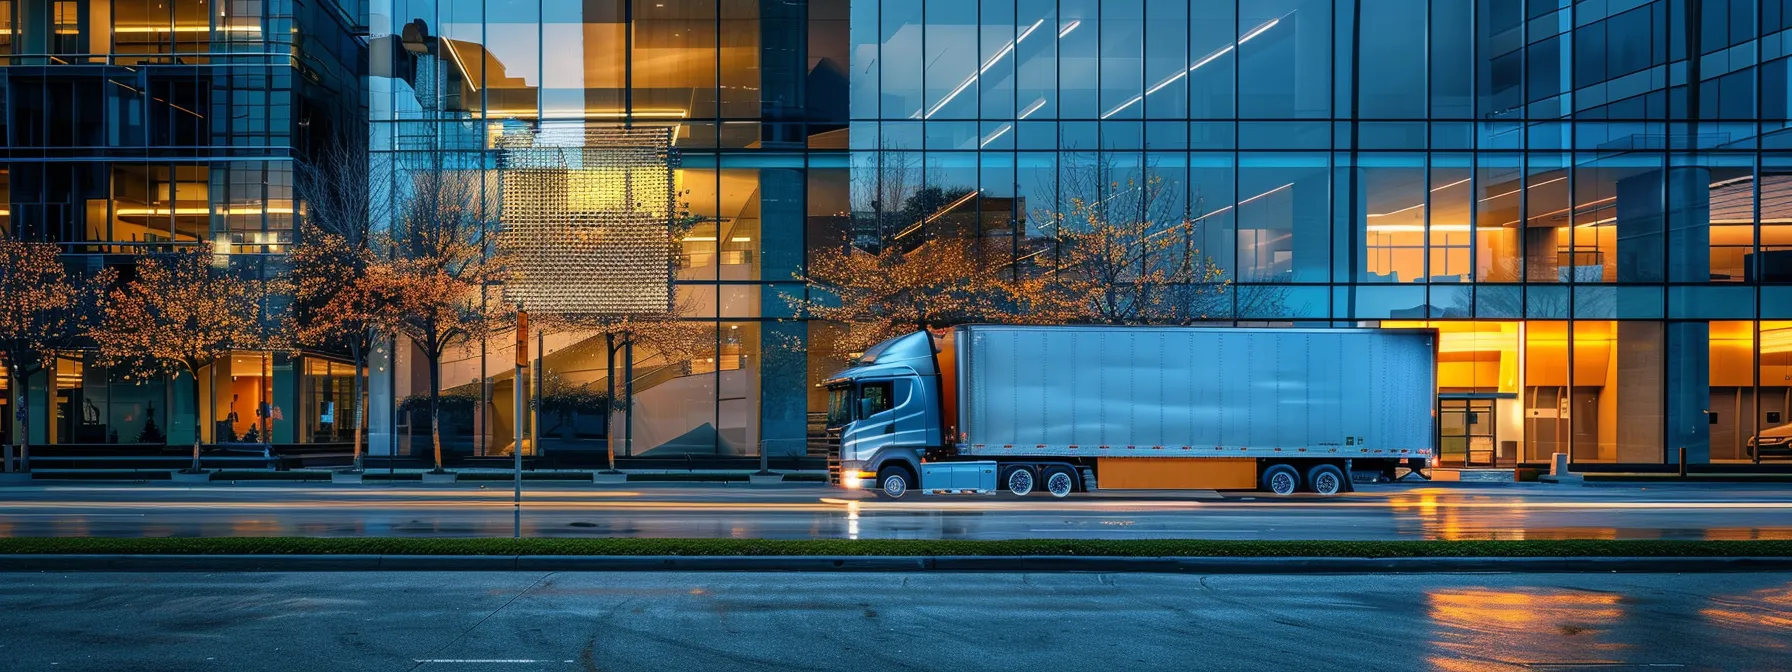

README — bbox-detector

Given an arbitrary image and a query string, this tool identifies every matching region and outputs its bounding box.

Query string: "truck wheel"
[877,466,914,499]
[1003,466,1036,496]
[1260,464,1299,496]
[1042,467,1076,498]
[1305,464,1345,496]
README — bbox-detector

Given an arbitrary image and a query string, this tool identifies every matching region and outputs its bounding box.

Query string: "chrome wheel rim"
[1269,471,1296,495]
[882,474,907,498]
[1313,471,1340,495]
[1046,472,1074,498]
[1007,469,1034,496]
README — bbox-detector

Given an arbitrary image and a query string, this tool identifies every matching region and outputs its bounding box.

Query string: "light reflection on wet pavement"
[3,482,1792,540]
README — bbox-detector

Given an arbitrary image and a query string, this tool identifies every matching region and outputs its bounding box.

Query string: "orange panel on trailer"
[1098,458,1258,490]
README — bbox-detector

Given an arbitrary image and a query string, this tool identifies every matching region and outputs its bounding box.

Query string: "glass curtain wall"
[369,0,846,463]
[844,0,1792,466]
[0,1,363,448]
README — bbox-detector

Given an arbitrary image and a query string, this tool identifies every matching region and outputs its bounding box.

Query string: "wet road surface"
[2,571,1788,671]
[3,481,1792,540]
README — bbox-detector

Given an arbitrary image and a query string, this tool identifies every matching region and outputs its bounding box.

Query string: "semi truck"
[824,325,1436,498]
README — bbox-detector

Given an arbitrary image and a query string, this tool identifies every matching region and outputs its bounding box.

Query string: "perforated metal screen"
[496,126,679,315]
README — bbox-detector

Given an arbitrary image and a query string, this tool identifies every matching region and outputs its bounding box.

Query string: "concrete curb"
[3,554,1791,573]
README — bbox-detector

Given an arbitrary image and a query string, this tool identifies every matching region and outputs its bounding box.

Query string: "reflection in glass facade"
[14,1,1791,468]
[363,0,1792,467]
[368,0,849,461]
[841,0,1792,467]
[0,0,367,449]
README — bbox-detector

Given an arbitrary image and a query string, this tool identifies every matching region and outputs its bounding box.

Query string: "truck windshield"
[825,386,852,428]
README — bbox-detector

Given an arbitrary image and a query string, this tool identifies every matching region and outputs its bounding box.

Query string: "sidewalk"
[2,468,831,484]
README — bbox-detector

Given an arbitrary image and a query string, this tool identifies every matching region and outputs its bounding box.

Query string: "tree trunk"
[623,336,634,459]
[7,361,25,473]
[189,369,204,473]
[603,333,617,472]
[350,341,365,471]
[428,350,444,472]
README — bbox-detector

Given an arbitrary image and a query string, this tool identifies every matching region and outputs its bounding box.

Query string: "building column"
[759,168,807,457]
[758,0,806,149]
[1618,167,1711,463]
[366,339,397,457]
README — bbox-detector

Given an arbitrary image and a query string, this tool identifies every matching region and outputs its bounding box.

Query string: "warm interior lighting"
[1762,328,1792,354]
[112,25,263,33]
[1366,224,1474,233]
[487,109,688,119]
[444,40,480,92]
[114,207,294,216]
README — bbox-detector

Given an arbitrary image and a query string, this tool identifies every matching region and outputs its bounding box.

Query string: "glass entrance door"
[1439,399,1497,467]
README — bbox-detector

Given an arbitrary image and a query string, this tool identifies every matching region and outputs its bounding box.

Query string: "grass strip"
[1,537,1789,558]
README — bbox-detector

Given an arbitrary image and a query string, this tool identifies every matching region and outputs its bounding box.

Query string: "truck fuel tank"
[919,461,997,495]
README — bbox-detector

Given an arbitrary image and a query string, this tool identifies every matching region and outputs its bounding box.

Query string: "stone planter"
[331,471,365,485]
[420,471,457,484]
[592,471,628,485]
[170,470,213,484]
[747,472,784,486]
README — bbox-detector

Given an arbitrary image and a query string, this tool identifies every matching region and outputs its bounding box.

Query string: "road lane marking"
[413,660,574,664]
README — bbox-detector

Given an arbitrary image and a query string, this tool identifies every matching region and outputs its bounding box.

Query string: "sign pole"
[514,309,527,538]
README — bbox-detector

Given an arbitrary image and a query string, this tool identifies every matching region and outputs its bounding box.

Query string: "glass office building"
[366,0,851,461]
[0,1,367,450]
[373,0,1791,468]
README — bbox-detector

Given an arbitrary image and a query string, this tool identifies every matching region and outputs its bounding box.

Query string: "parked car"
[1747,424,1792,459]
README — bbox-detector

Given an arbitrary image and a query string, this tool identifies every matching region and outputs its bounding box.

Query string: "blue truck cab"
[821,331,945,494]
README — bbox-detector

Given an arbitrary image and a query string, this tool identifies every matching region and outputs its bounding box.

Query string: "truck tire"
[1042,466,1076,498]
[1305,464,1345,496]
[877,465,914,499]
[1260,464,1299,496]
[1003,466,1036,496]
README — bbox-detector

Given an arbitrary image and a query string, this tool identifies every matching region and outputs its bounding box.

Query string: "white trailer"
[823,325,1436,497]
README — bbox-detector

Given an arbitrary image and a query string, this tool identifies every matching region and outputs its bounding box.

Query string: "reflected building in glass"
[0,1,367,451]
[363,0,1792,469]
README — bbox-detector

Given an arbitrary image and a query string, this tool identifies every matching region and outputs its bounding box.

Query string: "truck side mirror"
[858,398,875,419]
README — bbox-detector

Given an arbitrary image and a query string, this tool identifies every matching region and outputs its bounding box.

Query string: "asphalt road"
[1,571,1788,671]
[3,481,1792,540]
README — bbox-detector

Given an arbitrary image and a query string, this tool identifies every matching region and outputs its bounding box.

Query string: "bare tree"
[387,156,501,474]
[292,132,398,471]
[1033,155,1233,325]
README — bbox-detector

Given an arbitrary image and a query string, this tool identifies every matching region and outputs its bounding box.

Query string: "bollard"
[1550,452,1570,477]
[1678,446,1687,477]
